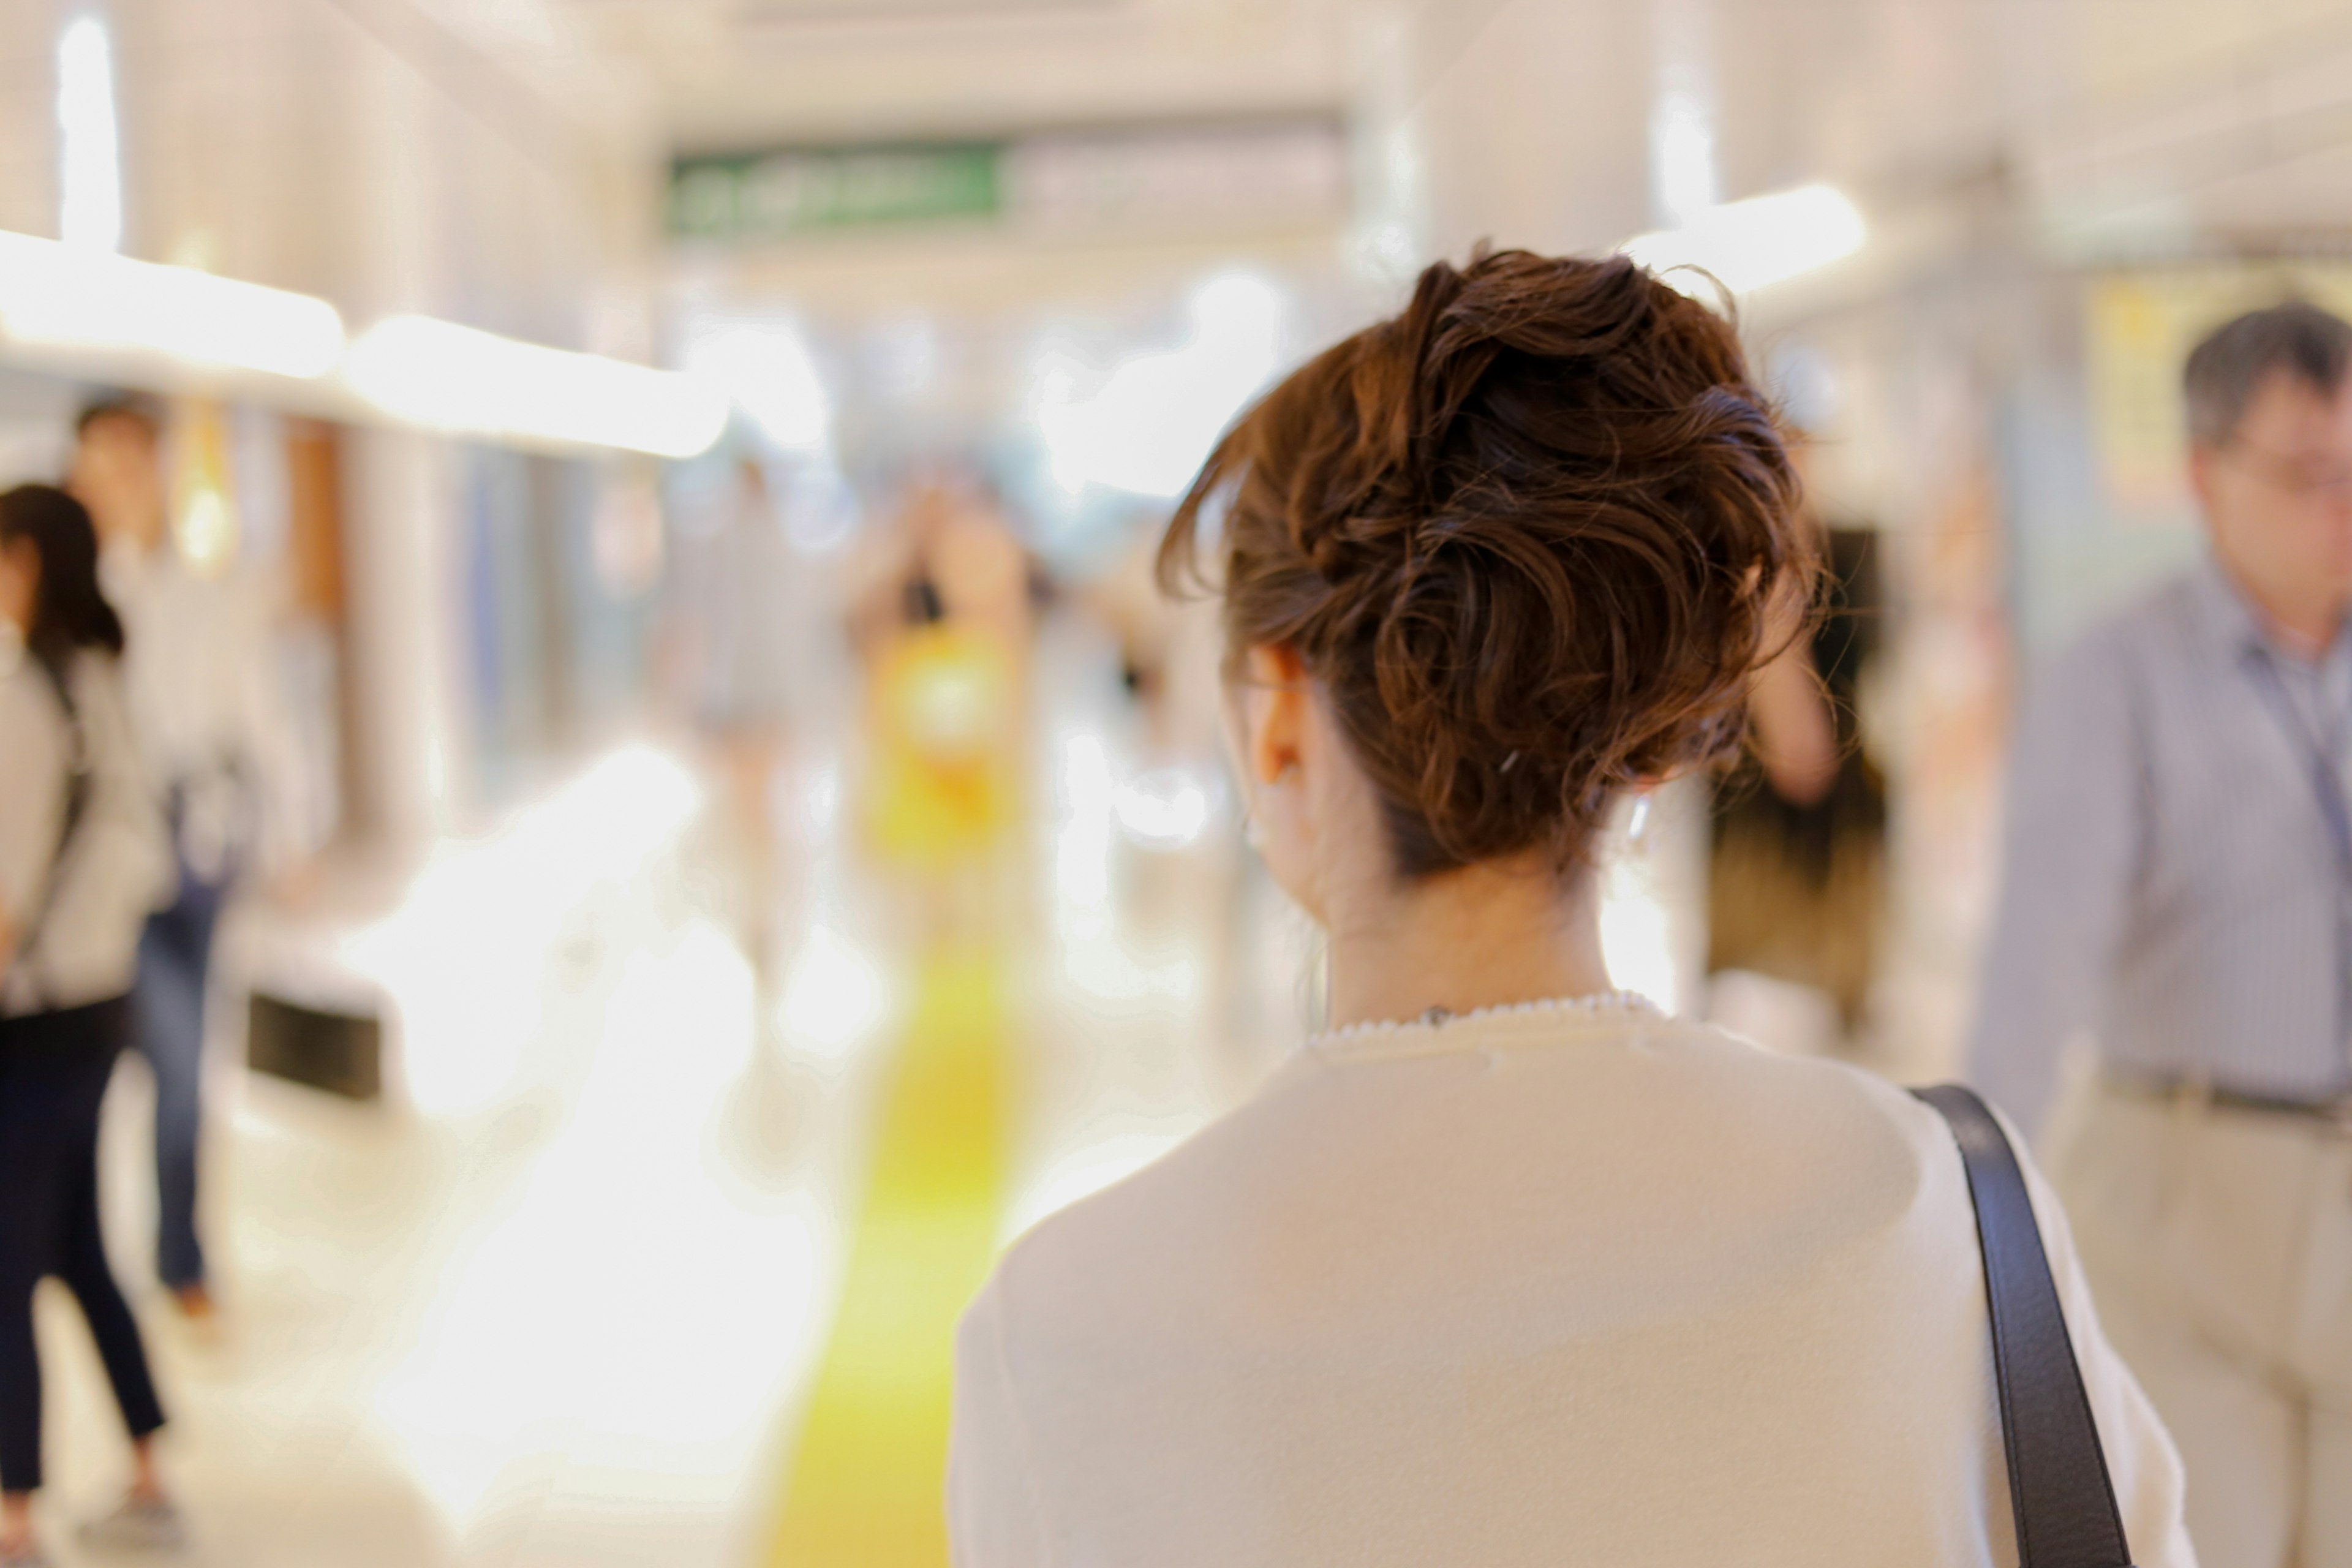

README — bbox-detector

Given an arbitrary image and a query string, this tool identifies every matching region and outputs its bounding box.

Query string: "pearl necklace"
[1309,990,1660,1050]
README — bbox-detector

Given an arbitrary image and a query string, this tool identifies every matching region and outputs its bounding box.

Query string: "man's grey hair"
[2184,300,2352,447]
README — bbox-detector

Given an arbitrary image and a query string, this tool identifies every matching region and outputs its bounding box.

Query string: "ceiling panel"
[561,0,1360,150]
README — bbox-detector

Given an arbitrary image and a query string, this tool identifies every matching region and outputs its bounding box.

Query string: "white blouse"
[0,633,171,1016]
[949,999,2194,1567]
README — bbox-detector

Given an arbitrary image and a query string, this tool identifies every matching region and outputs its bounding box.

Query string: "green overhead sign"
[670,143,1002,241]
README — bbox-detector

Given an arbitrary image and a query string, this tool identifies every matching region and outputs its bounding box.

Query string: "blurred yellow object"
[867,625,1020,869]
[171,398,239,578]
[764,948,1008,1567]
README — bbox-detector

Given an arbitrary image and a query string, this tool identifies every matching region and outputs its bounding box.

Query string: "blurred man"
[70,398,306,1322]
[1972,303,2352,1567]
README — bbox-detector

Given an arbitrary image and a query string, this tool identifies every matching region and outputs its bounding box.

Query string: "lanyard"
[2244,647,2352,1058]
[2244,648,2352,882]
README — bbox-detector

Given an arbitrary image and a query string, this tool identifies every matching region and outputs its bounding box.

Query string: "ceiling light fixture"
[0,229,345,379]
[1033,271,1283,500]
[346,315,729,459]
[679,313,831,453]
[56,14,122,254]
[1619,184,1866,297]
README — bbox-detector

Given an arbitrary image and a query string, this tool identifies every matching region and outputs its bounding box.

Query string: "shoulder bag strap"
[1913,1084,2135,1568]
[5,656,96,1006]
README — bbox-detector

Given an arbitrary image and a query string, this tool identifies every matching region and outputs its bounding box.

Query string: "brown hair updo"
[1159,249,1813,879]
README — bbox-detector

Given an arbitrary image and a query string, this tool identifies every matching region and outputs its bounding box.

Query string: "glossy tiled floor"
[52,777,858,1566]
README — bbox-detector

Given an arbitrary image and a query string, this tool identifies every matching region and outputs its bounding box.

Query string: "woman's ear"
[1241,643,1310,788]
[1235,643,1328,918]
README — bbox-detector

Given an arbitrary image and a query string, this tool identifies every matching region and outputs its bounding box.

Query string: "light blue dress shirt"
[1970,557,2352,1135]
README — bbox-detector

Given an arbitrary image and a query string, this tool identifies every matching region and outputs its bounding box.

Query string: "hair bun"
[1162,249,1812,878]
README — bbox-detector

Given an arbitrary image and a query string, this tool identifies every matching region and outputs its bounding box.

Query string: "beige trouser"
[2051,1077,2352,1568]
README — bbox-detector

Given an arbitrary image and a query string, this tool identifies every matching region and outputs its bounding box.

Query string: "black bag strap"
[5,654,96,1007]
[1913,1084,2135,1568]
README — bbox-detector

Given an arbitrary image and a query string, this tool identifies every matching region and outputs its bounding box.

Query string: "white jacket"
[0,632,172,1015]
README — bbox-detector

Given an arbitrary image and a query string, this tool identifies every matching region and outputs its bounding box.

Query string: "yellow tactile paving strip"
[764,947,1009,1567]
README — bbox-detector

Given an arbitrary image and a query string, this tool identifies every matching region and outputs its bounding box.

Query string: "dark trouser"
[0,998,168,1494]
[133,873,224,1291]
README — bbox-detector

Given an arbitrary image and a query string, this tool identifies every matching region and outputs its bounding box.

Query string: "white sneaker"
[76,1495,186,1554]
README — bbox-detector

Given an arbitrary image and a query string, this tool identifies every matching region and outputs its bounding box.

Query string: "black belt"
[2105,1068,2352,1131]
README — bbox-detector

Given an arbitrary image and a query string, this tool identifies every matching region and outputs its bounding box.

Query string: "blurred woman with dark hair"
[0,484,182,1564]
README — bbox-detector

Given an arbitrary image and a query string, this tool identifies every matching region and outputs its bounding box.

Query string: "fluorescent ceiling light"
[680,314,831,452]
[0,229,344,378]
[56,15,122,254]
[1035,272,1283,500]
[1619,184,1865,296]
[346,315,728,459]
[1649,91,1718,229]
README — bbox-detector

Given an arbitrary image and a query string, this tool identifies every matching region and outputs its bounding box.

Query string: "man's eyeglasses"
[2221,440,2352,499]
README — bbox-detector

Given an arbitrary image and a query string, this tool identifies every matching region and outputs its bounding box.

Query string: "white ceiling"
[527,0,2352,252]
[551,0,1366,154]
[5,0,2348,246]
[2,0,2352,346]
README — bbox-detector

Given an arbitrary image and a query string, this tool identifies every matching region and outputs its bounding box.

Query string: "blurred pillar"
[337,52,466,848]
[342,429,464,844]
[284,417,355,846]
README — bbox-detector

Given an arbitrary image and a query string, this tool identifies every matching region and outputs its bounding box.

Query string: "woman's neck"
[1322,854,1613,1031]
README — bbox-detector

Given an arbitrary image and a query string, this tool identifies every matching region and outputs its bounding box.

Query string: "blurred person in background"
[1972,301,2352,1567]
[1085,513,1227,758]
[948,252,2192,1567]
[850,472,1036,927]
[665,456,802,982]
[69,396,307,1323]
[0,485,183,1565]
[847,469,1038,665]
[1708,500,1887,1051]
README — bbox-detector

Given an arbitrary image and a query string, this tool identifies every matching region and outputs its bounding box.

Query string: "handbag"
[1914,1085,2136,1568]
